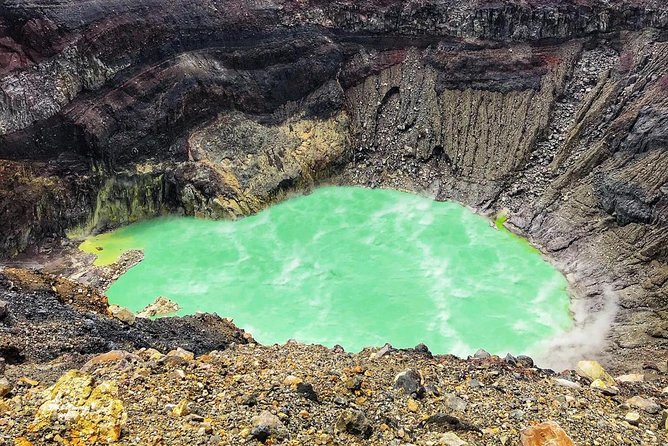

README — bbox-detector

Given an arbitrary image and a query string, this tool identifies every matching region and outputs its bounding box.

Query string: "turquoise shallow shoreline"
[81,186,572,356]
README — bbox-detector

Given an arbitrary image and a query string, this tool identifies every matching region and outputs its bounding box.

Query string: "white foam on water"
[419,212,435,226]
[270,254,305,287]
[512,319,531,333]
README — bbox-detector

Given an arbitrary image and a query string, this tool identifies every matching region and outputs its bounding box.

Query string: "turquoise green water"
[81,187,572,356]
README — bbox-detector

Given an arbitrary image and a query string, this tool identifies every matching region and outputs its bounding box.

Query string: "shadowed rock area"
[0,0,667,410]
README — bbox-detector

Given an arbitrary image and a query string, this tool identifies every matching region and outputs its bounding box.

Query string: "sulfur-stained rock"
[171,399,190,417]
[0,399,11,414]
[30,370,127,444]
[520,421,575,446]
[283,375,302,386]
[576,361,616,386]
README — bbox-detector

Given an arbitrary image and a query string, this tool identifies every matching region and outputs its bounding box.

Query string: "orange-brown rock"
[520,421,575,446]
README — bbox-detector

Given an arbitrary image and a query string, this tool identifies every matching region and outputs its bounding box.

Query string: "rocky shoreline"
[1,264,668,444]
[0,0,667,443]
[2,338,668,445]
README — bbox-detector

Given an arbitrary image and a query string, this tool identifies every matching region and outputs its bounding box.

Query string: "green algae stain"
[81,187,572,356]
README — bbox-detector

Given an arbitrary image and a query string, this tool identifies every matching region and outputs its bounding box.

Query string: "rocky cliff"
[0,0,666,372]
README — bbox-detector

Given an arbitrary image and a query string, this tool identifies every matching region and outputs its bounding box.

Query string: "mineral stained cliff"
[0,0,667,373]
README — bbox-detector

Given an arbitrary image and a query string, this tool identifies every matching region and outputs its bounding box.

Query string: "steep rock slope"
[0,0,666,370]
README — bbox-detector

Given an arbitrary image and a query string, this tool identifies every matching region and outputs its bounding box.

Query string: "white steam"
[531,283,620,372]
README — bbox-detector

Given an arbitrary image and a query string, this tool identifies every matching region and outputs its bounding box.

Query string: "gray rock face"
[0,0,666,372]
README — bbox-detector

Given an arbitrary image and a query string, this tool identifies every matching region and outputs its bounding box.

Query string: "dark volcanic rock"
[0,268,251,365]
[0,0,666,373]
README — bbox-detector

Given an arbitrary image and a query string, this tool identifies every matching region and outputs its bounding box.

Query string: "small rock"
[0,377,12,397]
[394,369,424,397]
[407,398,419,412]
[335,409,372,438]
[166,347,194,361]
[414,343,431,356]
[420,413,477,432]
[283,375,302,386]
[504,353,517,366]
[590,378,617,395]
[626,396,661,414]
[576,360,615,386]
[171,400,190,417]
[251,410,289,443]
[345,375,363,391]
[660,409,668,430]
[520,421,575,446]
[445,394,467,412]
[625,411,641,426]
[108,304,136,325]
[552,378,581,389]
[473,349,490,359]
[439,432,467,446]
[296,382,319,402]
[373,343,393,359]
[82,350,137,371]
[0,299,7,319]
[516,355,534,368]
[510,409,525,420]
[616,373,644,383]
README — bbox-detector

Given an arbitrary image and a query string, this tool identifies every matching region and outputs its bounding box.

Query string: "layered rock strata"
[0,0,666,370]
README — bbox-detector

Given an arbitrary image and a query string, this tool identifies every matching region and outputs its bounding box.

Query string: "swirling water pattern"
[81,187,572,356]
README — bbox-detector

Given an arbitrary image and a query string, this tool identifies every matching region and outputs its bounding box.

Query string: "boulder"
[30,370,127,443]
[576,360,615,386]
